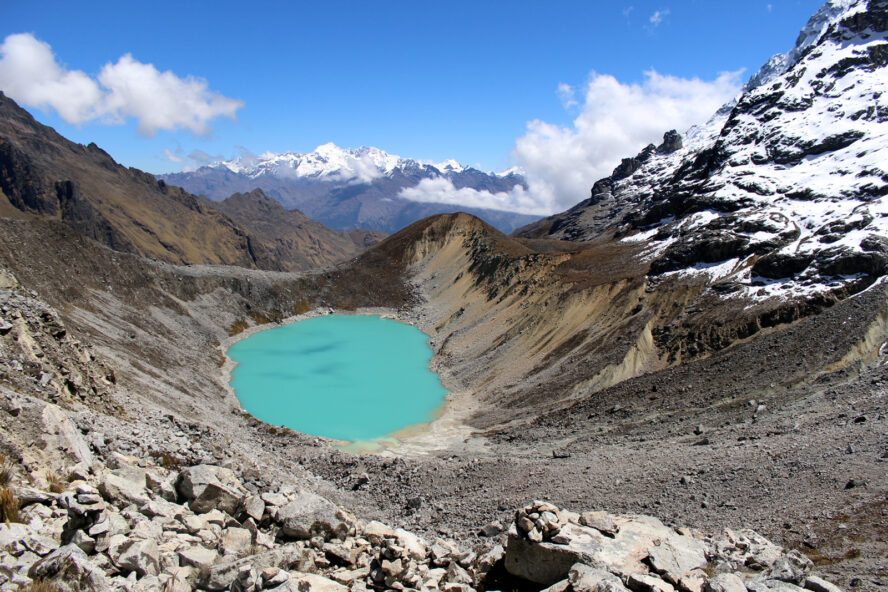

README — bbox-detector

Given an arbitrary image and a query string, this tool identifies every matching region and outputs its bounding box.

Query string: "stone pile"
[504,501,843,592]
[0,450,503,591]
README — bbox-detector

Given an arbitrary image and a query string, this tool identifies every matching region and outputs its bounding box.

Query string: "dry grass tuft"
[45,471,65,494]
[0,455,14,487]
[0,486,21,523]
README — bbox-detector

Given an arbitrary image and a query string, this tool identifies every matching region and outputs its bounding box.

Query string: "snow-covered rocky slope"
[518,0,887,301]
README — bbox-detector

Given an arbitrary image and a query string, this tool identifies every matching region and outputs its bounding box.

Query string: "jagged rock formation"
[517,0,888,301]
[214,189,386,272]
[159,144,537,234]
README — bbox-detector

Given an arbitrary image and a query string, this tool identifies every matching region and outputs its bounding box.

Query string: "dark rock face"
[515,0,888,298]
[657,130,683,154]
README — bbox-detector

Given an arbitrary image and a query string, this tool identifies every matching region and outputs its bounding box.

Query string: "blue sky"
[1,0,823,212]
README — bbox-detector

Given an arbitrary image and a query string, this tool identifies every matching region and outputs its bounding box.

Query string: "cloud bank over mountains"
[404,69,743,215]
[1,31,744,216]
[0,33,242,136]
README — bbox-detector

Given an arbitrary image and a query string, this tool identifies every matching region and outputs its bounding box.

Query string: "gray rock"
[41,404,95,468]
[277,490,355,541]
[803,576,843,592]
[202,544,313,590]
[145,471,177,502]
[747,579,808,592]
[113,538,159,577]
[220,527,253,558]
[506,511,691,585]
[765,550,813,584]
[578,512,620,537]
[647,537,708,585]
[569,564,630,592]
[627,573,675,592]
[242,495,265,522]
[704,574,747,592]
[279,572,349,592]
[177,465,246,515]
[98,472,149,507]
[0,523,59,557]
[28,544,112,591]
[261,566,290,587]
[179,545,219,569]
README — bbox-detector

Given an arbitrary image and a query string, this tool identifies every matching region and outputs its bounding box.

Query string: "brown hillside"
[214,189,385,271]
[0,92,275,269]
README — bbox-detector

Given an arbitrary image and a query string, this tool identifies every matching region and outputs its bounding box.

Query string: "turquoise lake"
[227,315,448,442]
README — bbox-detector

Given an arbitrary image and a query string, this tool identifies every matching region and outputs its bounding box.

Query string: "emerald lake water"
[227,315,448,442]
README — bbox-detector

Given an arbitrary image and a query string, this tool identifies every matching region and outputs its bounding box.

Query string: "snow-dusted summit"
[518,0,887,302]
[160,144,531,234]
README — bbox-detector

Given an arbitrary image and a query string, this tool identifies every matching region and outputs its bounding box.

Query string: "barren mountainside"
[0,0,884,590]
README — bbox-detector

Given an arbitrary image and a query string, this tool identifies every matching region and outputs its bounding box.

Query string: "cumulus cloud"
[0,33,243,136]
[511,69,744,214]
[399,177,549,216]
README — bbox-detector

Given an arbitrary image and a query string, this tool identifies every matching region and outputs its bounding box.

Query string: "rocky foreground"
[0,386,850,592]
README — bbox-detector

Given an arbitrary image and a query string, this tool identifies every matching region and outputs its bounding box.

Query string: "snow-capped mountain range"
[213,143,519,183]
[159,145,532,234]
[519,0,887,301]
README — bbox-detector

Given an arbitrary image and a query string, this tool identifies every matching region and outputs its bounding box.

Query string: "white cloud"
[0,33,243,136]
[511,69,744,214]
[556,83,578,108]
[399,177,549,216]
[649,9,670,26]
[163,148,184,163]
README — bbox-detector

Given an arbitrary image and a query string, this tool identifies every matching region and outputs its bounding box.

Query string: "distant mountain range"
[158,144,537,234]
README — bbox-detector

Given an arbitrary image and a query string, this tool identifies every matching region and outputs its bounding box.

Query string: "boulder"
[627,573,675,592]
[278,572,349,592]
[28,544,112,591]
[0,523,59,557]
[201,544,313,590]
[220,527,253,558]
[363,520,395,545]
[178,545,219,570]
[241,495,265,522]
[277,490,355,541]
[41,404,95,468]
[569,564,630,592]
[99,472,149,507]
[176,465,246,515]
[111,537,159,577]
[704,574,746,592]
[646,537,708,585]
[505,509,693,585]
[765,550,813,584]
[746,579,807,592]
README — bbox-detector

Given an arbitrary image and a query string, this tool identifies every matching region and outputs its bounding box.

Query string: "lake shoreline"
[218,306,464,453]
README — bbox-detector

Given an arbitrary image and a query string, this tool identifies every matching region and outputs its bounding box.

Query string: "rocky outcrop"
[0,449,846,592]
